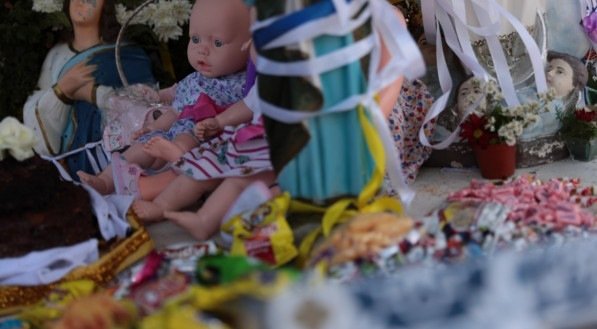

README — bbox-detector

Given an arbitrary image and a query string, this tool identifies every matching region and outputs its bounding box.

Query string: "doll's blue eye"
[214,39,223,47]
[191,35,201,44]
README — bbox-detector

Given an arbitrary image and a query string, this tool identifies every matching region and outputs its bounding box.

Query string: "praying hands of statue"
[194,117,222,140]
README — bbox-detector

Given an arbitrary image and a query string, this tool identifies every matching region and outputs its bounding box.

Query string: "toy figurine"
[521,50,588,141]
[77,0,251,196]
[23,0,155,179]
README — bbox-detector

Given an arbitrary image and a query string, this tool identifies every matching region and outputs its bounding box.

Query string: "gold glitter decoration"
[0,212,153,315]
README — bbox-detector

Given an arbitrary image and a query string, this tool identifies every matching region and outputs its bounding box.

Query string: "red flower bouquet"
[457,78,554,179]
[560,106,597,140]
[559,106,597,161]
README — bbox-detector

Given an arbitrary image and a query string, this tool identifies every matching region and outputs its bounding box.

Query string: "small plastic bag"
[102,84,166,152]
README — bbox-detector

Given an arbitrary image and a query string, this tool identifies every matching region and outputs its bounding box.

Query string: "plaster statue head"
[63,0,120,43]
[455,76,487,119]
[546,50,588,99]
[188,0,251,78]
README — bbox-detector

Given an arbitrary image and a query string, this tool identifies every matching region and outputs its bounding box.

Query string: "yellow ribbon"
[296,104,404,265]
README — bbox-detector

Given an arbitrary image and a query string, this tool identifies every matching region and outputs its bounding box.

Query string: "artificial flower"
[0,117,37,161]
[32,0,62,13]
[33,0,191,42]
[459,79,550,148]
[560,106,597,140]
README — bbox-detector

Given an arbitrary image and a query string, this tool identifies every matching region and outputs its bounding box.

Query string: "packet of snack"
[221,193,297,267]
[18,280,96,328]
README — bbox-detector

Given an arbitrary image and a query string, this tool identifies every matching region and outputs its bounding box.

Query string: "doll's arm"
[377,7,406,118]
[193,100,253,140]
[158,84,177,104]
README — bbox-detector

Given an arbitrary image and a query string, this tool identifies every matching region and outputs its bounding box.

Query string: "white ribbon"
[256,34,375,77]
[41,141,110,182]
[581,0,597,16]
[418,0,548,150]
[0,239,99,286]
[260,0,371,50]
[421,0,437,45]
[39,153,132,241]
[253,0,424,206]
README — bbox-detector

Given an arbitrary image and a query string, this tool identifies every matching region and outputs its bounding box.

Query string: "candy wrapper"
[114,241,219,299]
[195,255,271,286]
[437,175,597,253]
[221,193,297,267]
[18,280,97,328]
[139,305,230,329]
[102,84,165,152]
[138,263,298,329]
[129,271,190,316]
[46,292,137,329]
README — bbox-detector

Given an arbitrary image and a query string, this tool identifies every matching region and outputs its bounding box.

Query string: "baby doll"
[130,92,277,240]
[77,0,252,195]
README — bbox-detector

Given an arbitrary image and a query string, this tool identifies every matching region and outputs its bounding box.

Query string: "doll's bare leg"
[165,171,278,240]
[132,174,221,222]
[77,170,113,195]
[143,133,197,167]
[143,137,184,164]
[77,143,156,195]
[137,169,178,201]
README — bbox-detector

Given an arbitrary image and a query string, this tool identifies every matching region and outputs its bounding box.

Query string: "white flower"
[152,19,183,42]
[74,0,191,41]
[134,4,157,25]
[32,0,62,13]
[168,0,192,25]
[115,3,132,25]
[116,3,157,26]
[0,117,37,161]
[497,121,523,146]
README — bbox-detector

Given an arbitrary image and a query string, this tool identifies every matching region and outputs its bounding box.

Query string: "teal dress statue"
[253,0,379,205]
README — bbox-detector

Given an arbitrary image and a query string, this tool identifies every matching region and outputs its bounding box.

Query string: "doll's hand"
[127,83,160,103]
[194,117,222,140]
[57,61,97,99]
[132,126,151,140]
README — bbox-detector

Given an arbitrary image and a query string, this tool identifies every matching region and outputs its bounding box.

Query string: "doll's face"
[187,0,251,78]
[546,58,575,99]
[69,0,103,28]
[456,78,486,118]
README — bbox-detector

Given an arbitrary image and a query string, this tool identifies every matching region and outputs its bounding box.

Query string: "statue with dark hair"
[23,0,156,179]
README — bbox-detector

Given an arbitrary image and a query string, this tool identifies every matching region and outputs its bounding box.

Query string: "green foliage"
[559,109,597,140]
